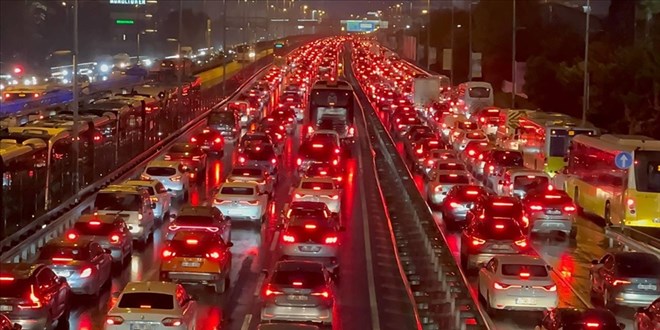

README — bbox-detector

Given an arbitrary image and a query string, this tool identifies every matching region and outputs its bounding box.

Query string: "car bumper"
[160,270,223,285]
[214,204,263,220]
[530,217,575,234]
[9,315,49,330]
[612,291,660,307]
[468,253,518,269]
[261,304,333,324]
[490,292,558,311]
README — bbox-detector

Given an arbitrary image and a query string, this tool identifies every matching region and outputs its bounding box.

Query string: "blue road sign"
[614,151,633,170]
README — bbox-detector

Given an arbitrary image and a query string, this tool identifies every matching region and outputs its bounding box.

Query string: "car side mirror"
[546,265,553,271]
[111,291,120,299]
[227,242,234,248]
[591,259,599,265]
[104,248,112,254]
[261,269,269,277]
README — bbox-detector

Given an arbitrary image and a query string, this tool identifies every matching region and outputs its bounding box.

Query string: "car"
[160,231,233,293]
[409,138,444,171]
[427,160,467,178]
[35,238,112,296]
[459,217,529,272]
[236,143,279,175]
[302,163,344,188]
[0,314,21,330]
[474,107,502,136]
[478,255,558,315]
[190,127,226,154]
[0,263,71,330]
[453,130,488,151]
[392,113,422,137]
[440,114,469,138]
[259,117,289,144]
[470,195,529,231]
[212,181,269,223]
[227,167,276,197]
[589,252,660,309]
[536,308,625,330]
[426,170,472,208]
[105,281,198,329]
[238,132,279,155]
[440,185,491,231]
[208,109,240,140]
[481,149,524,187]
[314,115,355,147]
[421,149,459,174]
[634,297,660,330]
[123,179,173,222]
[460,140,493,164]
[67,213,133,265]
[94,185,157,245]
[291,177,341,214]
[279,210,344,277]
[260,261,335,325]
[270,107,297,133]
[141,160,191,200]
[164,143,208,180]
[495,168,552,198]
[296,140,341,173]
[167,205,231,243]
[522,189,578,239]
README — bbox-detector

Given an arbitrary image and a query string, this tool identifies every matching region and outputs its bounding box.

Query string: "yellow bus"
[564,134,660,228]
[511,112,598,175]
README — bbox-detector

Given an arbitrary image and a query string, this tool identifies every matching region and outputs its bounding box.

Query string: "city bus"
[509,112,598,175]
[564,134,660,228]
[235,44,256,63]
[307,79,355,145]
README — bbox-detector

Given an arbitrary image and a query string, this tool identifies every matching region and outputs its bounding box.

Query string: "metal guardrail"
[346,55,493,329]
[605,226,660,255]
[0,59,276,264]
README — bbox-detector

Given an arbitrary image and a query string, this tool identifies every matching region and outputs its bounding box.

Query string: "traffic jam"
[0,37,359,330]
[350,38,659,330]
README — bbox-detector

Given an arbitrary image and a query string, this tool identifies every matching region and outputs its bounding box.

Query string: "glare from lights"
[23,79,32,86]
[405,25,411,29]
[143,59,152,66]
[457,24,462,28]
[422,9,428,14]
[99,64,109,72]
[297,25,304,30]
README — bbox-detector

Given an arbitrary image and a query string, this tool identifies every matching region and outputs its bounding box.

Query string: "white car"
[212,181,268,222]
[123,179,173,221]
[226,167,275,197]
[453,130,489,151]
[95,185,156,245]
[291,177,341,214]
[495,168,551,198]
[105,281,198,329]
[141,160,190,200]
[478,255,558,313]
[426,170,472,207]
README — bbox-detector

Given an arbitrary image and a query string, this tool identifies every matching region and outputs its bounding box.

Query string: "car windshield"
[634,150,660,193]
[146,167,176,176]
[244,147,275,161]
[616,254,660,277]
[272,269,325,288]
[117,292,174,310]
[220,187,255,195]
[73,222,116,235]
[501,264,548,277]
[475,220,523,240]
[492,151,523,166]
[95,193,141,211]
[301,182,334,190]
[39,245,89,260]
[0,278,32,298]
[468,86,490,98]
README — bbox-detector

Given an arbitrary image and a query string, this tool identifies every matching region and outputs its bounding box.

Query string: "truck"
[412,75,450,110]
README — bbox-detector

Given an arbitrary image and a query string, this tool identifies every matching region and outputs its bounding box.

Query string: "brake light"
[563,205,576,212]
[349,126,355,136]
[296,158,302,166]
[0,276,15,281]
[479,117,486,123]
[324,235,338,244]
[110,234,121,244]
[515,239,528,248]
[190,137,197,143]
[467,149,476,156]
[214,137,222,144]
[586,323,600,328]
[519,272,530,279]
[311,290,331,298]
[206,250,221,260]
[67,232,78,240]
[495,224,505,229]
[465,190,479,195]
[626,198,635,207]
[522,215,529,227]
[493,282,511,290]
[162,248,175,259]
[471,237,486,246]
[493,202,514,207]
[186,239,199,245]
[19,285,42,309]
[542,284,557,292]
[52,257,73,262]
[529,204,543,211]
[80,267,93,278]
[449,202,460,208]
[612,279,631,286]
[271,158,277,165]
[312,144,324,148]
[264,284,283,297]
[282,234,296,243]
[164,155,172,160]
[238,156,246,163]
[329,194,339,200]
[161,318,183,327]
[170,176,182,182]
[214,198,224,204]
[332,159,339,166]
[305,224,317,229]
[106,316,124,325]
[416,148,423,154]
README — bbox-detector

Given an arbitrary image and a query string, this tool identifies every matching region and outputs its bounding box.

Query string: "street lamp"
[422,9,428,14]
[582,0,591,125]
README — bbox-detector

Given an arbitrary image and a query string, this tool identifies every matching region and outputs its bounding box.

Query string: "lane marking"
[240,314,252,330]
[357,124,382,330]
[269,231,280,252]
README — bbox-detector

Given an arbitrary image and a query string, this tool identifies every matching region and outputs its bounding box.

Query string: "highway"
[63,48,419,330]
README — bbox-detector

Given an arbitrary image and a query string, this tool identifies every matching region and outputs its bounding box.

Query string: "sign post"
[615,151,633,170]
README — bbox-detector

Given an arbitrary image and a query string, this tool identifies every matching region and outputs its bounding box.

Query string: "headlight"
[248,51,256,58]
[143,59,152,67]
[99,64,109,72]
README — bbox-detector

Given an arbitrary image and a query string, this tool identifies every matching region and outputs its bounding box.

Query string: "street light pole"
[425,0,430,71]
[468,0,473,81]
[582,0,590,125]
[511,0,516,108]
[136,32,141,63]
[72,0,80,197]
[450,0,454,85]
[222,0,227,97]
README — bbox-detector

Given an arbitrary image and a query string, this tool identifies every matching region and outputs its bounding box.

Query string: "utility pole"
[137,32,141,63]
[204,0,211,51]
[450,0,454,85]
[511,0,516,108]
[72,0,80,197]
[468,0,473,81]
[222,0,227,97]
[425,0,430,71]
[582,0,590,125]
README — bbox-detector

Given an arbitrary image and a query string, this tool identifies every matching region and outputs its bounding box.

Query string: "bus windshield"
[634,150,660,193]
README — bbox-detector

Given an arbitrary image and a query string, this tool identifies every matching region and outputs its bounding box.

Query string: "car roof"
[121,281,178,294]
[221,181,259,188]
[147,160,181,168]
[123,179,159,187]
[77,213,120,223]
[300,177,335,184]
[275,260,324,273]
[495,255,547,266]
[0,263,44,279]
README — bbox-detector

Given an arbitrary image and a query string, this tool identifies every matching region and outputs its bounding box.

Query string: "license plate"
[130,324,154,330]
[55,270,71,277]
[491,244,508,250]
[181,262,200,268]
[515,297,536,305]
[638,284,657,290]
[0,305,12,312]
[18,93,26,97]
[288,295,308,301]
[545,209,562,215]
[298,245,322,253]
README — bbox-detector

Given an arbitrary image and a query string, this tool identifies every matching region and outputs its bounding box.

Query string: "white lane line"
[357,138,382,330]
[254,273,265,296]
[270,231,280,252]
[240,314,252,330]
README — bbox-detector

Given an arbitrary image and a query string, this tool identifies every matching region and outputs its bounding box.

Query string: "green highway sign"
[115,19,135,25]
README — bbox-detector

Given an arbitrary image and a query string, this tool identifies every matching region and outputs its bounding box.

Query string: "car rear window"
[436,174,470,184]
[513,176,549,190]
[244,147,276,161]
[131,185,156,195]
[457,122,477,130]
[616,254,660,277]
[475,220,523,240]
[95,193,141,211]
[174,215,215,225]
[146,167,177,176]
[455,187,486,199]
[39,245,89,261]
[0,278,32,298]
[487,202,523,218]
[272,270,325,288]
[301,182,334,190]
[117,292,174,310]
[231,168,262,177]
[491,151,523,166]
[73,222,116,235]
[501,264,548,277]
[220,187,255,195]
[169,144,198,153]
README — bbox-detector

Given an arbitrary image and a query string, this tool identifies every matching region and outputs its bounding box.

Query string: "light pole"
[511,0,516,108]
[468,0,473,81]
[582,0,590,125]
[425,0,430,71]
[222,0,227,97]
[450,0,454,85]
[72,0,80,197]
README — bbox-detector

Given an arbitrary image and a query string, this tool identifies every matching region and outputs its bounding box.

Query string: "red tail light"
[80,267,93,278]
[190,137,197,143]
[18,285,42,309]
[467,149,476,156]
[164,155,172,161]
[449,202,460,208]
[304,224,317,229]
[311,289,331,298]
[110,234,120,244]
[563,205,576,212]
[296,158,302,166]
[206,250,222,260]
[106,316,124,325]
[529,204,543,211]
[324,235,338,244]
[349,126,355,136]
[161,318,183,327]
[52,257,73,262]
[186,239,199,245]
[271,158,277,164]
[542,284,557,292]
[479,117,486,123]
[416,148,423,154]
[238,156,246,163]
[493,282,511,290]
[613,279,631,286]
[214,137,222,144]
[162,248,175,259]
[471,237,486,246]
[282,234,296,243]
[67,232,78,240]
[264,284,284,297]
[585,323,600,328]
[515,239,528,248]
[332,159,339,166]
[519,272,530,279]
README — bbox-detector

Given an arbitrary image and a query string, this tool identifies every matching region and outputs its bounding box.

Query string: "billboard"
[109,0,146,4]
[344,20,377,32]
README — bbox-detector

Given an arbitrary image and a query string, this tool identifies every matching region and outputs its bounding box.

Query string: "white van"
[95,185,156,245]
[460,81,494,118]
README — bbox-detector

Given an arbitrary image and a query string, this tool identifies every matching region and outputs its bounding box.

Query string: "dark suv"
[208,110,240,140]
[168,205,231,243]
[0,263,71,330]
